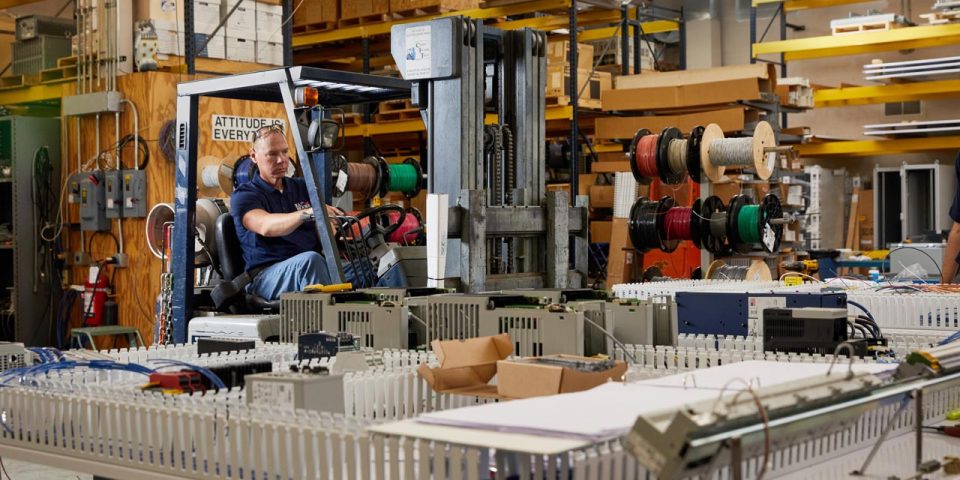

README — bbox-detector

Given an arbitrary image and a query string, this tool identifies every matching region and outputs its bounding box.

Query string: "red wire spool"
[664,207,693,241]
[629,129,662,181]
[385,210,423,245]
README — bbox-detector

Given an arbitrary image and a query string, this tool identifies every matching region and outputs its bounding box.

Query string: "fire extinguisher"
[82,264,109,327]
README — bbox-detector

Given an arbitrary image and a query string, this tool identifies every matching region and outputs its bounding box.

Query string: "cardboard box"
[294,0,337,25]
[547,41,593,71]
[606,217,635,285]
[342,0,390,20]
[256,40,282,65]
[495,356,627,399]
[601,76,768,112]
[593,107,750,140]
[390,0,480,13]
[547,67,611,100]
[417,334,513,398]
[226,36,256,63]
[226,3,257,38]
[148,0,222,35]
[256,10,283,42]
[590,220,612,243]
[614,63,775,90]
[157,30,225,59]
[589,184,614,209]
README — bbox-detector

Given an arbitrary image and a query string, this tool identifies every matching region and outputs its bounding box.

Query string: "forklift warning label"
[211,115,285,142]
[404,25,432,79]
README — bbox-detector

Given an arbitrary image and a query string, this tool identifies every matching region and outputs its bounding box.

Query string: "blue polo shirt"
[230,175,319,270]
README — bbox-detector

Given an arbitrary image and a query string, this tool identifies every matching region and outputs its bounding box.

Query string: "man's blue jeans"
[248,251,406,300]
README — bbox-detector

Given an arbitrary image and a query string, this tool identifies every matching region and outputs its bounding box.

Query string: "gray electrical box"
[121,169,147,217]
[66,172,86,204]
[245,371,345,414]
[103,170,122,218]
[79,172,109,231]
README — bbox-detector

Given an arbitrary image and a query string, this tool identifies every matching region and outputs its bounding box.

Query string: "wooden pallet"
[920,10,960,25]
[546,95,602,109]
[374,108,421,122]
[0,74,39,90]
[832,19,905,35]
[378,98,415,112]
[338,13,392,28]
[391,4,456,18]
[292,21,337,34]
[57,56,77,68]
[333,112,365,125]
[40,65,77,84]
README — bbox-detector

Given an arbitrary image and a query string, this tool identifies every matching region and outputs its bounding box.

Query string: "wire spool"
[704,260,772,281]
[332,155,383,200]
[662,198,702,249]
[629,129,658,182]
[386,208,425,245]
[628,197,664,253]
[699,195,729,255]
[700,121,777,183]
[656,127,686,185]
[726,195,755,254]
[686,126,704,183]
[198,156,230,197]
[386,158,425,198]
[727,194,785,254]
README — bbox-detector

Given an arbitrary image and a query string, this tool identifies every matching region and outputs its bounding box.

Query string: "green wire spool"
[737,204,761,244]
[388,163,419,193]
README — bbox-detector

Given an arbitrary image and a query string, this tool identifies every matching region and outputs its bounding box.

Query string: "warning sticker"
[250,381,295,409]
[211,115,285,143]
[404,25,432,80]
[762,223,776,252]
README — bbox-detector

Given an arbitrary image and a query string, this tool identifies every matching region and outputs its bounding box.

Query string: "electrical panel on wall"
[104,170,122,218]
[122,169,146,218]
[79,172,109,231]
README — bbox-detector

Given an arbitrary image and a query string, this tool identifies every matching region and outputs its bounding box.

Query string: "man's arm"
[943,222,960,283]
[243,208,311,238]
[242,204,344,238]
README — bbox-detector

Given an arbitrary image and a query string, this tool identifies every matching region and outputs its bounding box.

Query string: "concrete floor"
[1,458,92,480]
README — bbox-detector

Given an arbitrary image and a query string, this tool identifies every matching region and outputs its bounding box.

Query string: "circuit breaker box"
[122,169,147,218]
[104,170,122,218]
[79,171,109,231]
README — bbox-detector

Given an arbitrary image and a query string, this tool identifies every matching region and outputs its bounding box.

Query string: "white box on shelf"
[157,30,225,59]
[255,0,282,15]
[256,11,282,42]
[148,1,222,34]
[227,36,256,63]
[256,40,282,65]
[226,3,257,38]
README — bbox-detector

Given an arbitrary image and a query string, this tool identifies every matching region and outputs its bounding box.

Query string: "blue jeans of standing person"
[248,251,406,301]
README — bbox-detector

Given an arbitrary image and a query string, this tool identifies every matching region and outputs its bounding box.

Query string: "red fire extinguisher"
[83,264,109,326]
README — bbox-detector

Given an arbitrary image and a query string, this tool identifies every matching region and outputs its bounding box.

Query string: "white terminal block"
[245,371,345,414]
[426,193,448,288]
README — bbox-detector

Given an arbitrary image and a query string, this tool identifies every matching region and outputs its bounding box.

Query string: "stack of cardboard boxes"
[544,41,611,108]
[137,0,283,65]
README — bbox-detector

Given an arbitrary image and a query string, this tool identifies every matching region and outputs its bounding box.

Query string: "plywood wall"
[61,71,289,346]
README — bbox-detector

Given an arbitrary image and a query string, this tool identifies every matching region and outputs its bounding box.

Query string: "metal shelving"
[752,0,872,11]
[814,79,960,107]
[753,23,960,61]
[797,136,960,157]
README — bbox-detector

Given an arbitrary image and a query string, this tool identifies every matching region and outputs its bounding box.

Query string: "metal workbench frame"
[171,67,409,343]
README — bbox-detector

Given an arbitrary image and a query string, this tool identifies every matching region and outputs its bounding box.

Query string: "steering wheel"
[351,204,407,240]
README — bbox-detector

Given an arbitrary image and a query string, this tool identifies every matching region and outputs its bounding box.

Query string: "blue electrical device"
[676,291,847,336]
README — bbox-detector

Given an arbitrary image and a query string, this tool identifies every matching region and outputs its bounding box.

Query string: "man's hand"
[325,204,344,218]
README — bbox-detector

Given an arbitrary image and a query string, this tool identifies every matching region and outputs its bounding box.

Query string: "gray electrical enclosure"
[79,171,108,231]
[104,170,122,218]
[121,169,147,218]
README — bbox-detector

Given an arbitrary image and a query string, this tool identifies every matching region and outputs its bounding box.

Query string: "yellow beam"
[815,79,960,107]
[753,24,960,61]
[752,0,872,11]
[294,0,571,48]
[344,105,577,137]
[562,20,679,42]
[796,136,960,157]
[491,9,619,31]
[0,82,64,106]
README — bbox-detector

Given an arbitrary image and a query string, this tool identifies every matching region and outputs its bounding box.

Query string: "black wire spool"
[628,197,668,253]
[759,194,785,254]
[642,265,663,282]
[699,195,729,255]
[371,156,391,198]
[689,198,703,249]
[691,266,703,279]
[687,126,704,183]
[628,128,652,183]
[726,194,755,254]
[399,157,427,199]
[656,127,686,185]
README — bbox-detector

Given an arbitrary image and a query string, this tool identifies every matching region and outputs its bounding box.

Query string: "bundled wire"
[148,359,227,390]
[116,134,149,170]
